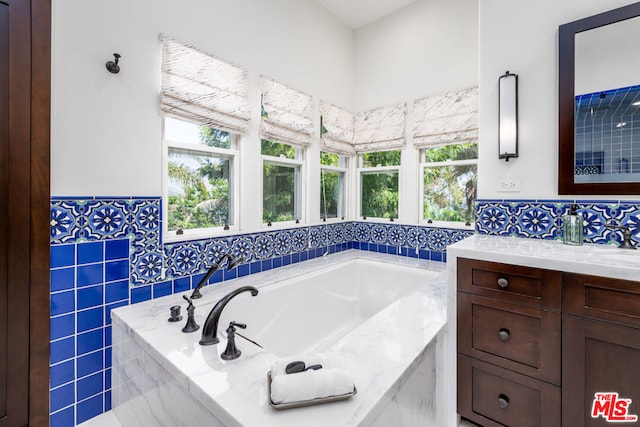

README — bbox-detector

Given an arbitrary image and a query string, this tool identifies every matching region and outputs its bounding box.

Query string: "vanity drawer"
[457,293,561,384]
[563,272,640,328]
[458,355,561,427]
[457,258,561,310]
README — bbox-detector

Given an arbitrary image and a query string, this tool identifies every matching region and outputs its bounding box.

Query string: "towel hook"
[106,53,121,74]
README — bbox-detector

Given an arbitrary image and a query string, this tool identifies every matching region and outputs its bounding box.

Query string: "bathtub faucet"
[190,253,245,300]
[199,286,259,346]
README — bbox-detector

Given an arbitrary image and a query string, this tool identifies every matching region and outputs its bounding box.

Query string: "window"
[262,140,303,224]
[358,150,401,219]
[320,152,347,220]
[164,117,238,239]
[421,142,477,225]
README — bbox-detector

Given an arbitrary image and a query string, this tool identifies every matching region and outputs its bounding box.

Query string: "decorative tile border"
[51,197,162,286]
[475,199,640,245]
[163,224,351,279]
[160,222,473,279]
[52,197,472,286]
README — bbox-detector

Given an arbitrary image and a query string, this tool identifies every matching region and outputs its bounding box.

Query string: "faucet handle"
[229,321,246,330]
[605,223,633,231]
[605,223,637,249]
[221,321,245,361]
[181,295,200,333]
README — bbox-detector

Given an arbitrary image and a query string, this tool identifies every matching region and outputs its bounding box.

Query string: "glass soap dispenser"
[562,204,583,246]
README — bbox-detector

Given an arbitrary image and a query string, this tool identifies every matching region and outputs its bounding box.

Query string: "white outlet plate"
[496,177,521,192]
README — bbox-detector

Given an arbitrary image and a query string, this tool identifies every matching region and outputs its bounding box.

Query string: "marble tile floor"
[79,410,478,427]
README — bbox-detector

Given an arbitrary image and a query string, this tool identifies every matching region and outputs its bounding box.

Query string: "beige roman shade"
[354,103,406,153]
[320,101,355,155]
[260,76,313,148]
[412,86,478,148]
[160,35,250,134]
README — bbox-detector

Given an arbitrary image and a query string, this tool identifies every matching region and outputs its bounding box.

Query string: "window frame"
[357,154,401,221]
[261,145,305,227]
[320,160,348,221]
[419,146,477,229]
[162,119,240,242]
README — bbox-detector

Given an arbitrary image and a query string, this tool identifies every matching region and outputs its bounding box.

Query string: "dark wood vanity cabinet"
[457,258,562,426]
[562,273,640,426]
[457,259,640,427]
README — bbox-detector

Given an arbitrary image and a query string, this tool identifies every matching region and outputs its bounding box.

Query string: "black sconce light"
[498,71,518,161]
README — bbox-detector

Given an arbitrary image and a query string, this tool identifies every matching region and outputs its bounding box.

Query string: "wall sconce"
[498,71,518,161]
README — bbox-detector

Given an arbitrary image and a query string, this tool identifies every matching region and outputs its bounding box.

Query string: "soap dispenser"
[562,204,583,246]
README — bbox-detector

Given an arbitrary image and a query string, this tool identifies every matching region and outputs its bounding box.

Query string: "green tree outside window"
[422,143,477,224]
[262,139,299,223]
[360,150,400,219]
[167,125,233,232]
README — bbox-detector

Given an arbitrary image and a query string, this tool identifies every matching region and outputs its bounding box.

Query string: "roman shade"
[413,86,478,148]
[160,35,250,134]
[320,101,355,155]
[354,103,406,153]
[260,76,313,148]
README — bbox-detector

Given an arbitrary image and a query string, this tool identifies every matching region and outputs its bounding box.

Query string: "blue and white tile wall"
[475,199,640,245]
[574,84,640,176]
[48,196,473,427]
[49,196,640,426]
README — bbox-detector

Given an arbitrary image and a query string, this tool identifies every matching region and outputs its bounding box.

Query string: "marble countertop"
[112,250,447,427]
[447,234,640,282]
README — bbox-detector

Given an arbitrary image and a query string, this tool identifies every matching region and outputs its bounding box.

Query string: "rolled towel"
[270,368,355,404]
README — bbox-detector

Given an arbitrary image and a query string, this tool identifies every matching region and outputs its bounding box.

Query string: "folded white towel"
[270,368,354,404]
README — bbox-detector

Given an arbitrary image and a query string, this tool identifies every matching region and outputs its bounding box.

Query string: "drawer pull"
[498,328,510,341]
[497,277,509,289]
[498,394,510,409]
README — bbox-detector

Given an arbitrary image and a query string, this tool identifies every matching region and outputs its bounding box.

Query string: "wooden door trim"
[30,0,51,425]
[5,0,32,424]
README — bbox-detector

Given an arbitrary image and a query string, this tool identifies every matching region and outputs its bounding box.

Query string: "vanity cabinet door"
[562,315,640,426]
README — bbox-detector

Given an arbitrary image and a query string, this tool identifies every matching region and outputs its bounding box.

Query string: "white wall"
[354,0,478,111]
[51,0,480,228]
[353,0,478,224]
[51,0,354,199]
[478,0,640,200]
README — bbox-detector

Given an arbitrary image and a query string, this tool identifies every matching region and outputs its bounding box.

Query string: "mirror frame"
[558,1,640,195]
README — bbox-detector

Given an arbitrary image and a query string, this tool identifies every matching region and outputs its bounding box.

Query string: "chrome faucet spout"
[199,286,258,346]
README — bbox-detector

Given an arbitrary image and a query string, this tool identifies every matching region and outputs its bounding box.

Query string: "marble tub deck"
[111,250,448,427]
[80,410,478,427]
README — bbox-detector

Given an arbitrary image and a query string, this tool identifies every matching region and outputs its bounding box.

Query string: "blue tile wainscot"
[49,196,640,426]
[48,196,472,427]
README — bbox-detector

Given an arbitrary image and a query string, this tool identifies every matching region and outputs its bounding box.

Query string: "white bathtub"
[112,250,447,427]
[221,258,430,357]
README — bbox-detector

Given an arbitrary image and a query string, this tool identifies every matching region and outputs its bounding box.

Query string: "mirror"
[558,2,640,194]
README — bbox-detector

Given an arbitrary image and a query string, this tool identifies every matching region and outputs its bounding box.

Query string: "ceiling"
[314,0,420,29]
